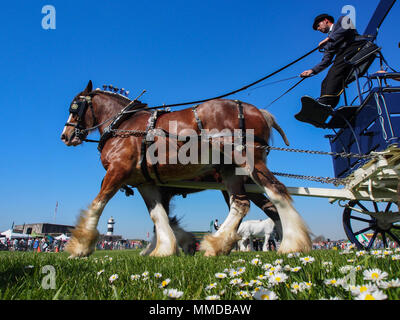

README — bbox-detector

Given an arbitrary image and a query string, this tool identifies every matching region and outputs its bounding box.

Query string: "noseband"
[65,95,98,141]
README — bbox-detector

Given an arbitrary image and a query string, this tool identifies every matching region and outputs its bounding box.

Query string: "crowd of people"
[0,237,68,252]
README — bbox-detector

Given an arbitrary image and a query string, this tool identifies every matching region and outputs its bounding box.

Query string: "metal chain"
[107,128,376,186]
[259,145,378,160]
[272,171,350,186]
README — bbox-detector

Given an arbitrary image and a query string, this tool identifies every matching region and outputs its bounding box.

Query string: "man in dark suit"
[300,14,367,109]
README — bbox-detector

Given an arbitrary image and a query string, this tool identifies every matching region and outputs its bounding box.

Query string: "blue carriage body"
[328,85,400,178]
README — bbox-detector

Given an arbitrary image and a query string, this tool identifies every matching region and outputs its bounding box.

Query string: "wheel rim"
[343,200,400,250]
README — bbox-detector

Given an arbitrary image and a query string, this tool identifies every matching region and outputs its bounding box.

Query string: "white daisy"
[154,273,162,278]
[290,282,302,293]
[142,271,149,277]
[299,256,315,265]
[163,288,183,299]
[291,266,302,272]
[251,258,262,266]
[237,267,246,275]
[130,274,140,280]
[215,272,227,279]
[229,270,240,277]
[268,272,288,285]
[356,250,367,257]
[262,263,272,270]
[350,284,378,296]
[253,289,278,300]
[205,283,217,290]
[97,269,105,276]
[229,278,243,286]
[363,268,388,282]
[257,274,267,280]
[355,290,387,300]
[159,278,171,288]
[391,254,400,261]
[324,278,340,287]
[274,259,283,265]
[205,295,220,300]
[236,290,251,298]
[109,274,118,283]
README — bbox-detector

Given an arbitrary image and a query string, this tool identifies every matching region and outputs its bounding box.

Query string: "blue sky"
[0,0,398,241]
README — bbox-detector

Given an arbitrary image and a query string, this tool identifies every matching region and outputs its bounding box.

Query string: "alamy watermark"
[341,5,356,29]
[41,5,56,30]
[41,265,56,289]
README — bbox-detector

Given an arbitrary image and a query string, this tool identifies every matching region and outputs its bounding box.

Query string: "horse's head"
[61,80,97,146]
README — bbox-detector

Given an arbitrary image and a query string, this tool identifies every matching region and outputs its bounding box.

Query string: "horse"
[142,111,290,256]
[60,80,312,257]
[236,218,276,251]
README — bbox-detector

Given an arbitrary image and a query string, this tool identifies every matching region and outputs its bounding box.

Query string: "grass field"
[1,248,399,300]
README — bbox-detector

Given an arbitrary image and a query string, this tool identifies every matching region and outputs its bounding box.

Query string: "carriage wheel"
[342,200,400,250]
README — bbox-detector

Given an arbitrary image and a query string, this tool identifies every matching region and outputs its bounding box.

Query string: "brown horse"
[61,80,311,257]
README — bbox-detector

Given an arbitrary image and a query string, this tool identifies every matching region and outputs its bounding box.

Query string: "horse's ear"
[84,80,93,93]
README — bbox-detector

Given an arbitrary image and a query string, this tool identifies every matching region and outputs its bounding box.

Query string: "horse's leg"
[66,169,124,258]
[140,189,173,256]
[247,160,312,253]
[247,193,282,241]
[201,168,250,256]
[137,185,178,257]
[249,235,254,251]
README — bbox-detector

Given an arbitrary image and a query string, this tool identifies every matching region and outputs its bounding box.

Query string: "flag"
[209,220,214,232]
[11,221,14,231]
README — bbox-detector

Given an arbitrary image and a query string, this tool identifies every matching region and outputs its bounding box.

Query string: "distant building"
[13,223,74,237]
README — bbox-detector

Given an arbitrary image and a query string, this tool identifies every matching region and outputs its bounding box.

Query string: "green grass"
[0,248,399,300]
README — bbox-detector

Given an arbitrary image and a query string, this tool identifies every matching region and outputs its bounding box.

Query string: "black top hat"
[313,14,334,30]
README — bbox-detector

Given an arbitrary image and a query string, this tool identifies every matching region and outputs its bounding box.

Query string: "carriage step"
[295,96,359,129]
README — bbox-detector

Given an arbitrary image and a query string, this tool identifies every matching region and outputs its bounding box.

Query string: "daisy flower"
[142,271,149,277]
[109,274,118,283]
[350,284,378,296]
[301,281,314,290]
[154,273,162,278]
[215,272,227,279]
[268,265,282,273]
[130,274,140,280]
[229,270,240,277]
[268,272,288,285]
[257,274,267,280]
[290,282,302,293]
[251,258,262,266]
[159,278,171,288]
[324,278,340,287]
[354,290,387,300]
[97,269,105,276]
[237,267,246,275]
[205,295,220,300]
[356,250,367,257]
[205,283,217,290]
[233,259,245,264]
[363,268,388,282]
[262,263,272,270]
[377,278,400,289]
[163,289,183,299]
[391,254,400,261]
[339,265,356,274]
[371,250,382,256]
[236,290,251,298]
[229,278,243,286]
[291,266,302,272]
[24,265,34,269]
[253,289,278,300]
[274,259,283,265]
[299,256,315,265]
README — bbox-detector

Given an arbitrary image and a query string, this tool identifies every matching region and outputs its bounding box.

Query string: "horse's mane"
[89,89,148,110]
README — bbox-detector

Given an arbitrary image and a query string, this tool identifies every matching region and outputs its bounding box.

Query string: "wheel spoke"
[393,224,400,230]
[385,202,393,212]
[354,201,369,212]
[367,231,378,250]
[381,232,388,248]
[387,230,400,245]
[373,202,379,213]
[354,226,373,236]
[350,215,374,224]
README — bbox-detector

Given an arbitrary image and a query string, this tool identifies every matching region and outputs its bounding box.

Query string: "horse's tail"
[259,109,290,146]
[169,215,197,255]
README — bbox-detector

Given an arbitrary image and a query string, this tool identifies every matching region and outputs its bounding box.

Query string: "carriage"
[156,0,400,250]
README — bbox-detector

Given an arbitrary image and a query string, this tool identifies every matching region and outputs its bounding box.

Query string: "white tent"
[0,229,29,239]
[55,234,70,241]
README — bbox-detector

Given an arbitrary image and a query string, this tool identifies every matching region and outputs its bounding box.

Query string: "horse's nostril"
[61,134,66,140]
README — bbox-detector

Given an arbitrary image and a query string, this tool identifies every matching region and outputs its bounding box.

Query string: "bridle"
[64,95,98,141]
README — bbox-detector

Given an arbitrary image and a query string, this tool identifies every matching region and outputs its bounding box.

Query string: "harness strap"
[139,111,165,184]
[235,100,246,149]
[192,105,204,131]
